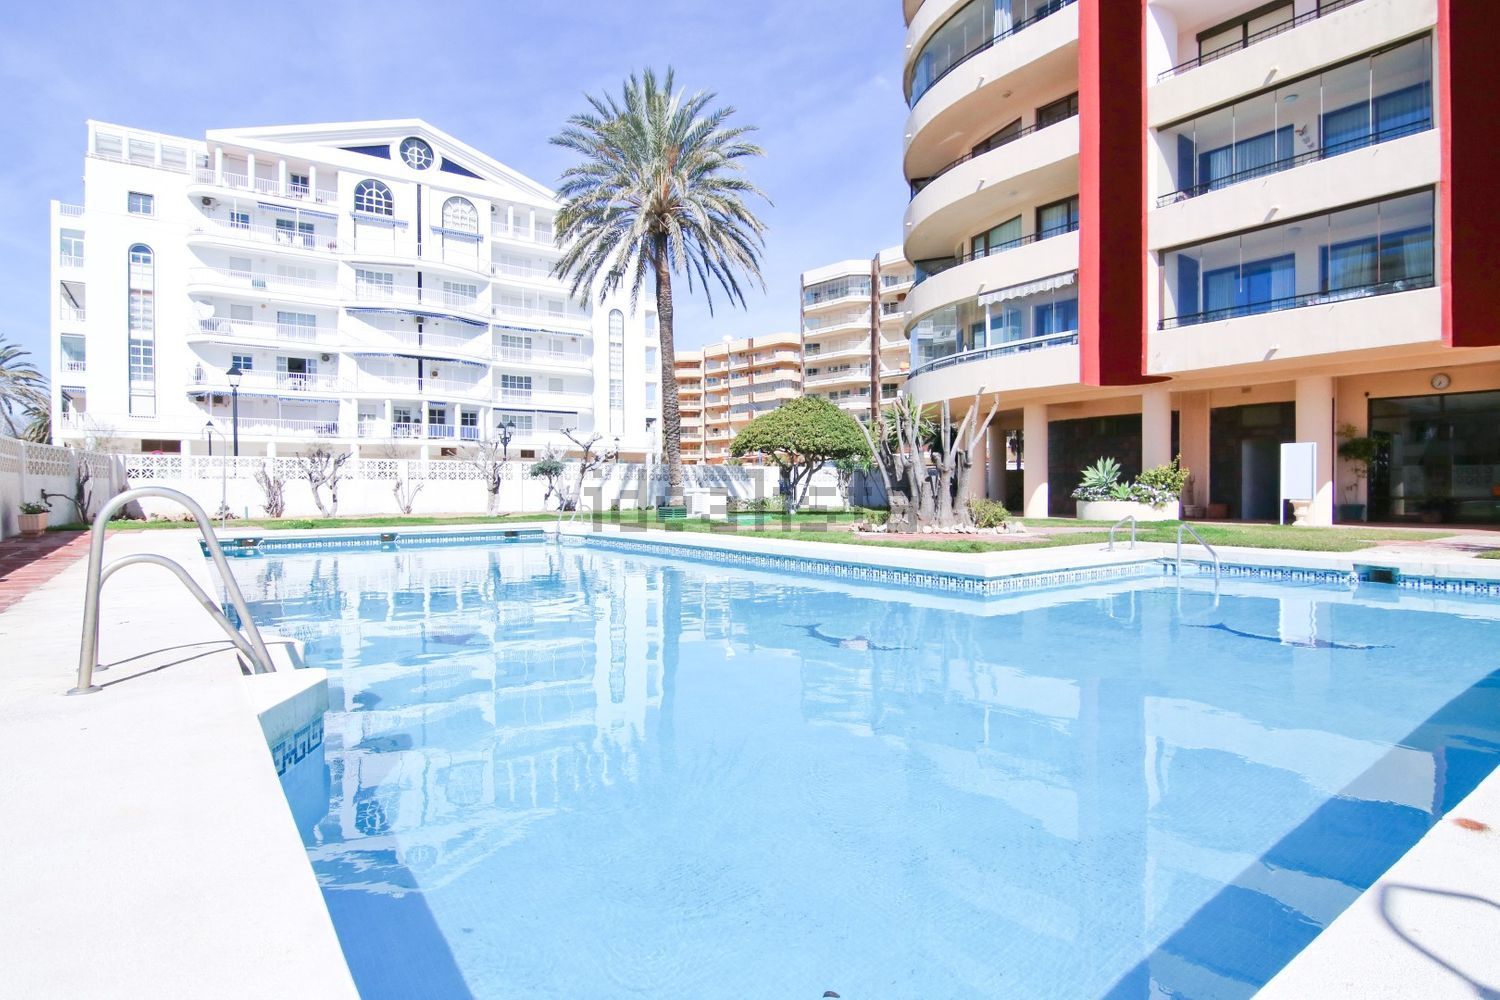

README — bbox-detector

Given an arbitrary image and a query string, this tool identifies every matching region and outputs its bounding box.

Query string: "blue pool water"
[233,541,1500,1000]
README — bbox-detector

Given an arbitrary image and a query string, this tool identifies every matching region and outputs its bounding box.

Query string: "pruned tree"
[858,391,996,531]
[924,391,1000,527]
[297,447,350,518]
[528,447,568,510]
[857,396,930,532]
[730,397,870,514]
[469,439,510,516]
[833,455,871,509]
[562,429,620,512]
[392,476,424,515]
[40,459,92,525]
[255,463,287,518]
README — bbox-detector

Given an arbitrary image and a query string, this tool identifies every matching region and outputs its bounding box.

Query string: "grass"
[91,508,1457,555]
[1479,550,1500,560]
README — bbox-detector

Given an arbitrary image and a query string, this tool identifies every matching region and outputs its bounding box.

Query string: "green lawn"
[1479,549,1500,560]
[86,509,1455,556]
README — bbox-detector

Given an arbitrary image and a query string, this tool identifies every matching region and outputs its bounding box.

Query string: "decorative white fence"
[116,453,844,520]
[0,437,130,538]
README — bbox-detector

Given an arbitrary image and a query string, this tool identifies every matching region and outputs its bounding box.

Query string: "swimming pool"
[234,539,1500,999]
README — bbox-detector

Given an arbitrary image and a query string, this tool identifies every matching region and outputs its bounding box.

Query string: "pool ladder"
[1108,515,1137,551]
[1175,522,1222,615]
[72,486,277,695]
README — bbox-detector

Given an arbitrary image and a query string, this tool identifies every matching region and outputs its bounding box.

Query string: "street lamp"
[204,421,228,522]
[225,365,243,457]
[498,419,516,461]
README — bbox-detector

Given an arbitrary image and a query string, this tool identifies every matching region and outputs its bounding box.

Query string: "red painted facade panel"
[1440,0,1500,348]
[1077,0,1152,385]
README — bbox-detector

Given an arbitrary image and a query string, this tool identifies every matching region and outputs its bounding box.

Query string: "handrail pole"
[100,555,264,668]
[72,486,277,695]
[1108,515,1137,552]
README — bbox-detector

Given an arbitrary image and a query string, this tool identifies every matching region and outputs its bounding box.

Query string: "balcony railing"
[1156,0,1366,82]
[59,253,85,268]
[909,111,1078,197]
[910,330,1079,380]
[909,0,1077,108]
[192,317,331,344]
[193,167,338,205]
[1159,274,1434,330]
[914,221,1079,285]
[190,219,342,252]
[491,221,558,247]
[237,417,341,438]
[806,366,872,386]
[58,203,84,217]
[62,358,87,373]
[190,368,346,394]
[1155,118,1433,208]
[189,267,338,295]
[60,306,86,323]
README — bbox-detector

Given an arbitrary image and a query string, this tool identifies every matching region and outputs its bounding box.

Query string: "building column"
[1177,391,1211,512]
[277,159,287,195]
[1295,376,1336,526]
[987,420,1007,502]
[308,164,317,195]
[1141,386,1173,469]
[213,147,223,182]
[245,153,255,188]
[1023,403,1050,519]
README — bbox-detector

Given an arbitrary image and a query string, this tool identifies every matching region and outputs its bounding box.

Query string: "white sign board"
[1279,442,1318,525]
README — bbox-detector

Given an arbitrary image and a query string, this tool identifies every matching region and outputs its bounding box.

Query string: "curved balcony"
[187,220,342,258]
[904,228,1078,327]
[904,3,1078,173]
[186,317,339,348]
[905,117,1078,261]
[905,333,1080,405]
[187,168,338,207]
[185,266,340,305]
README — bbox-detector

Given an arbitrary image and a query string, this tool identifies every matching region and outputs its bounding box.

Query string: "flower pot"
[1076,499,1180,523]
[18,512,48,537]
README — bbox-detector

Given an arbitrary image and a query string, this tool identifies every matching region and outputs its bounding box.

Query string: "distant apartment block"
[49,120,661,459]
[800,248,913,420]
[900,0,1500,524]
[675,333,802,464]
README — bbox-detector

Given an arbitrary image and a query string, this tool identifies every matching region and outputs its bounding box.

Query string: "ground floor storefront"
[973,358,1500,526]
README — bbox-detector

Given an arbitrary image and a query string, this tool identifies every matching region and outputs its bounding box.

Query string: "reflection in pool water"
[232,543,1500,1000]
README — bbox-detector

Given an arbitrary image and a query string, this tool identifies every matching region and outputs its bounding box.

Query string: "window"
[127,192,154,216]
[442,281,478,306]
[501,374,532,394]
[231,354,254,371]
[355,268,395,298]
[128,338,154,385]
[60,336,86,372]
[1198,1,1293,61]
[1033,298,1079,335]
[59,229,84,265]
[229,211,250,230]
[353,179,393,215]
[645,311,658,338]
[502,413,535,434]
[460,411,478,428]
[441,197,478,233]
[645,346,658,374]
[1203,255,1296,316]
[972,119,1022,158]
[427,406,447,425]
[1035,93,1079,129]
[393,406,414,424]
[276,311,317,340]
[275,218,316,247]
[804,275,872,306]
[228,256,252,278]
[399,137,434,170]
[289,173,310,195]
[972,216,1022,258]
[128,139,155,166]
[608,309,625,436]
[1036,196,1080,239]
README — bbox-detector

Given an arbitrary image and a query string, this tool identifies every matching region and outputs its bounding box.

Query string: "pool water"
[233,542,1500,1000]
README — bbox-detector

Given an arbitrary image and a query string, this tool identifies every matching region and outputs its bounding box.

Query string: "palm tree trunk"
[654,241,684,509]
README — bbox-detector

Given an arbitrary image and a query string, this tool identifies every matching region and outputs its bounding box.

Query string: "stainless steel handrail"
[1108,515,1137,551]
[72,486,277,694]
[1176,522,1221,582]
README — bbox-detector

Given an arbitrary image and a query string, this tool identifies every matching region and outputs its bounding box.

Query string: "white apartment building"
[900,0,1500,525]
[49,120,661,460]
[800,248,913,420]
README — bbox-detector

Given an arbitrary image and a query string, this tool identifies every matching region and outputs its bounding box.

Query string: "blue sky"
[1,0,911,375]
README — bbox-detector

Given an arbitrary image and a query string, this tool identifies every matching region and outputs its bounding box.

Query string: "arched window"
[127,244,155,414]
[608,310,625,436]
[354,179,393,216]
[441,196,478,233]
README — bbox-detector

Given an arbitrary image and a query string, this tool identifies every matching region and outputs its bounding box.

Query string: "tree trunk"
[654,240,684,509]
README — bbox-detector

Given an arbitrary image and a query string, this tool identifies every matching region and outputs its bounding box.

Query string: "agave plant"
[1072,456,1122,500]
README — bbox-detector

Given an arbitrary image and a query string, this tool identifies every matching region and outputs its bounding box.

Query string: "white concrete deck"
[0,529,356,999]
[3,519,1498,998]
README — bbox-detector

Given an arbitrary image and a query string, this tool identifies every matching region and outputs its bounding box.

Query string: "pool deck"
[3,521,1499,997]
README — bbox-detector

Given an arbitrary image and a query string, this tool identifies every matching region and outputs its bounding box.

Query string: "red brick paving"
[0,531,93,614]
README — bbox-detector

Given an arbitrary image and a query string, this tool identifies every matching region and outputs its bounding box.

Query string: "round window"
[399,136,434,170]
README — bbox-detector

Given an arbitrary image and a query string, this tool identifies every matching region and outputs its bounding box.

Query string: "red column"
[1077,0,1152,385]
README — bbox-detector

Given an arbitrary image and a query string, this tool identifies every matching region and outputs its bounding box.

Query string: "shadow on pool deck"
[1102,668,1500,999]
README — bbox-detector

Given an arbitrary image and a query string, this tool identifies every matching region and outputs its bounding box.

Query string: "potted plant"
[18,498,50,537]
[1071,456,1188,522]
[1336,423,1381,522]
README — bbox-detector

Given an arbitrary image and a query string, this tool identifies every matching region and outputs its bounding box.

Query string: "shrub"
[1136,456,1190,500]
[20,498,49,515]
[1072,457,1122,501]
[967,497,1008,528]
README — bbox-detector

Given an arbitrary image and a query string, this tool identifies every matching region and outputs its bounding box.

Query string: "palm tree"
[551,67,769,509]
[0,336,48,442]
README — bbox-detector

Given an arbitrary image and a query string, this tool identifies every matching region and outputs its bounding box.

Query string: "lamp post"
[226,365,243,457]
[498,419,515,461]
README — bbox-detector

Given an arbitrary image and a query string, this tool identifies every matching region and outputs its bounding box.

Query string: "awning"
[187,388,341,404]
[431,226,483,243]
[350,211,409,228]
[977,271,1077,308]
[346,350,489,369]
[346,305,486,328]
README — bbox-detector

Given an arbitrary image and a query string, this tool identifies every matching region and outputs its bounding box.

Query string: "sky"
[0,0,912,376]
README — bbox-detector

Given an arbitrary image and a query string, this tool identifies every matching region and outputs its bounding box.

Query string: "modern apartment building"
[900,0,1499,525]
[800,249,915,419]
[49,120,660,460]
[674,333,802,464]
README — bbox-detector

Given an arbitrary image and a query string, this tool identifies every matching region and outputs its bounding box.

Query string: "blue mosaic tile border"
[1177,559,1500,596]
[576,533,1165,598]
[271,717,323,776]
[206,528,548,558]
